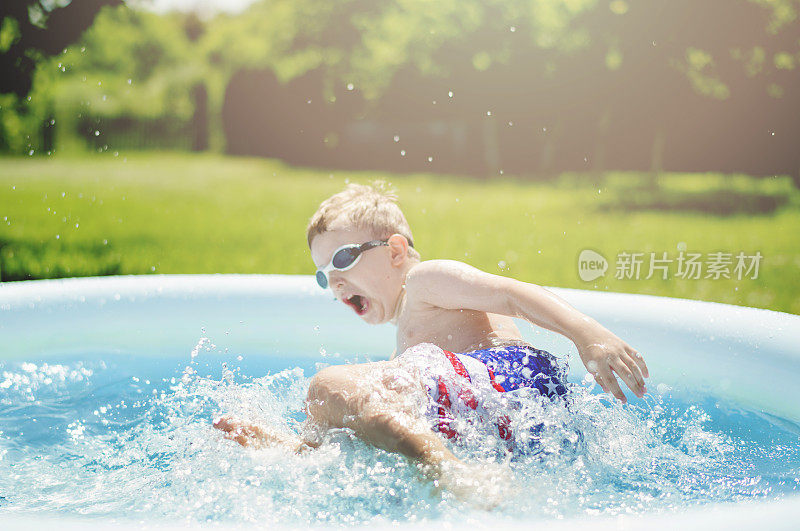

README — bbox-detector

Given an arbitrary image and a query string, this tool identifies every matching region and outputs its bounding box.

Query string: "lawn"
[1,152,798,314]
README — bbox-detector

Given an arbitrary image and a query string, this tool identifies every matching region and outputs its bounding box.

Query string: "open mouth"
[345,294,369,316]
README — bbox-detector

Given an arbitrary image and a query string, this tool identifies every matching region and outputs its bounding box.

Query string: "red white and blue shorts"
[398,342,569,445]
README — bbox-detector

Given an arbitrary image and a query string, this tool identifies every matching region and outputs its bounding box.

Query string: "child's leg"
[307,364,511,505]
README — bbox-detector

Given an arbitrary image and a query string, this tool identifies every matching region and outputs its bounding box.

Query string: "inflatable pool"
[1,274,798,529]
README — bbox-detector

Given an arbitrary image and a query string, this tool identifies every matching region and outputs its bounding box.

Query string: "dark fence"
[221,66,800,182]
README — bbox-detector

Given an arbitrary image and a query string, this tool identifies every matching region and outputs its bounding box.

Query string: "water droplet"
[448,91,453,98]
[498,260,507,270]
[486,111,492,116]
[28,149,34,156]
[510,26,516,32]
[55,234,60,240]
[94,130,100,136]
[427,156,433,162]
[400,150,406,156]
[127,79,132,85]
[393,135,400,142]
[508,121,513,126]
[346,83,354,91]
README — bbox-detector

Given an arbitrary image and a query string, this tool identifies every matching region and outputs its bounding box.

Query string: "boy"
[215,182,648,504]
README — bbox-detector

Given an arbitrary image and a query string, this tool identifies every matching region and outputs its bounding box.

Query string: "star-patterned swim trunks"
[459,343,569,400]
[398,342,570,444]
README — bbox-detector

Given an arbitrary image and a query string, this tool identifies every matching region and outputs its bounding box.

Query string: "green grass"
[1,151,799,315]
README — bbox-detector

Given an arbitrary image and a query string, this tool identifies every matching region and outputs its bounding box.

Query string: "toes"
[213,416,234,432]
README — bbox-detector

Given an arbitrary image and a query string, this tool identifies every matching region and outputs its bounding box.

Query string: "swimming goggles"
[315,239,388,289]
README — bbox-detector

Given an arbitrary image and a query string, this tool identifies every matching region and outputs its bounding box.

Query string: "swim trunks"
[398,342,569,445]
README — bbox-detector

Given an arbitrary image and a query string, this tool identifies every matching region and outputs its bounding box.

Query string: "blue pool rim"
[1,274,799,529]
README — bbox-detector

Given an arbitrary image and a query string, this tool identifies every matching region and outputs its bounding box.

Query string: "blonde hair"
[306,181,420,260]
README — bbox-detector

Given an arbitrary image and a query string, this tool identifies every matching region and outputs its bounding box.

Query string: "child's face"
[310,228,405,325]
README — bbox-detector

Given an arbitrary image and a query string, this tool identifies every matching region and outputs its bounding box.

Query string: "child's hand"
[573,327,649,403]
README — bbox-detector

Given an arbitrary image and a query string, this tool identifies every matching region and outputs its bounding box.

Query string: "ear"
[386,233,409,266]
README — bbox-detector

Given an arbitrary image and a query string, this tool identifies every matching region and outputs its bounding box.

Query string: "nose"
[329,274,345,296]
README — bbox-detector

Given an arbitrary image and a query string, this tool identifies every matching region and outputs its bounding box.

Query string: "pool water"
[2,338,798,526]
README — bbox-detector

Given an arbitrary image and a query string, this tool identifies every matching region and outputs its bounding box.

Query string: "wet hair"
[306,180,420,260]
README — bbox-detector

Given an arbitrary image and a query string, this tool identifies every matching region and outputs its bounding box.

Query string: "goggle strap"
[358,240,389,253]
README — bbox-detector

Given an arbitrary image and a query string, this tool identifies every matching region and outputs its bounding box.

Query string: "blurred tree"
[219,0,798,179]
[46,5,206,151]
[3,0,798,182]
[0,0,121,152]
[0,0,121,98]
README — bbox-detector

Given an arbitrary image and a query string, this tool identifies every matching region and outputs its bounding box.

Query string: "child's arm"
[405,260,649,403]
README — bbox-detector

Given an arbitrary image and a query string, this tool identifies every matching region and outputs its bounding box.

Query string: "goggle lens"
[314,239,391,290]
[332,247,360,269]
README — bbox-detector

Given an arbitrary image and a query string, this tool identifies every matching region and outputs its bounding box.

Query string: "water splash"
[0,344,797,525]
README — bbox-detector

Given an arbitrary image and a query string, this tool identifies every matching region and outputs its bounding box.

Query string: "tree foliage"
[1,0,798,171]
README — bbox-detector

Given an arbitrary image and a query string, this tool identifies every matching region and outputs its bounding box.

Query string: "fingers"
[610,357,644,399]
[595,366,626,403]
[618,349,645,388]
[622,355,646,391]
[626,346,650,379]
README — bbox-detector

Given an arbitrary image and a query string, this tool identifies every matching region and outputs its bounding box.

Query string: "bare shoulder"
[404,259,489,304]
[404,259,515,312]
[405,260,475,289]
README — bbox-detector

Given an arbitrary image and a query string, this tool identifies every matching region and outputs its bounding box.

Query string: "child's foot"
[213,416,269,448]
[213,415,311,452]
